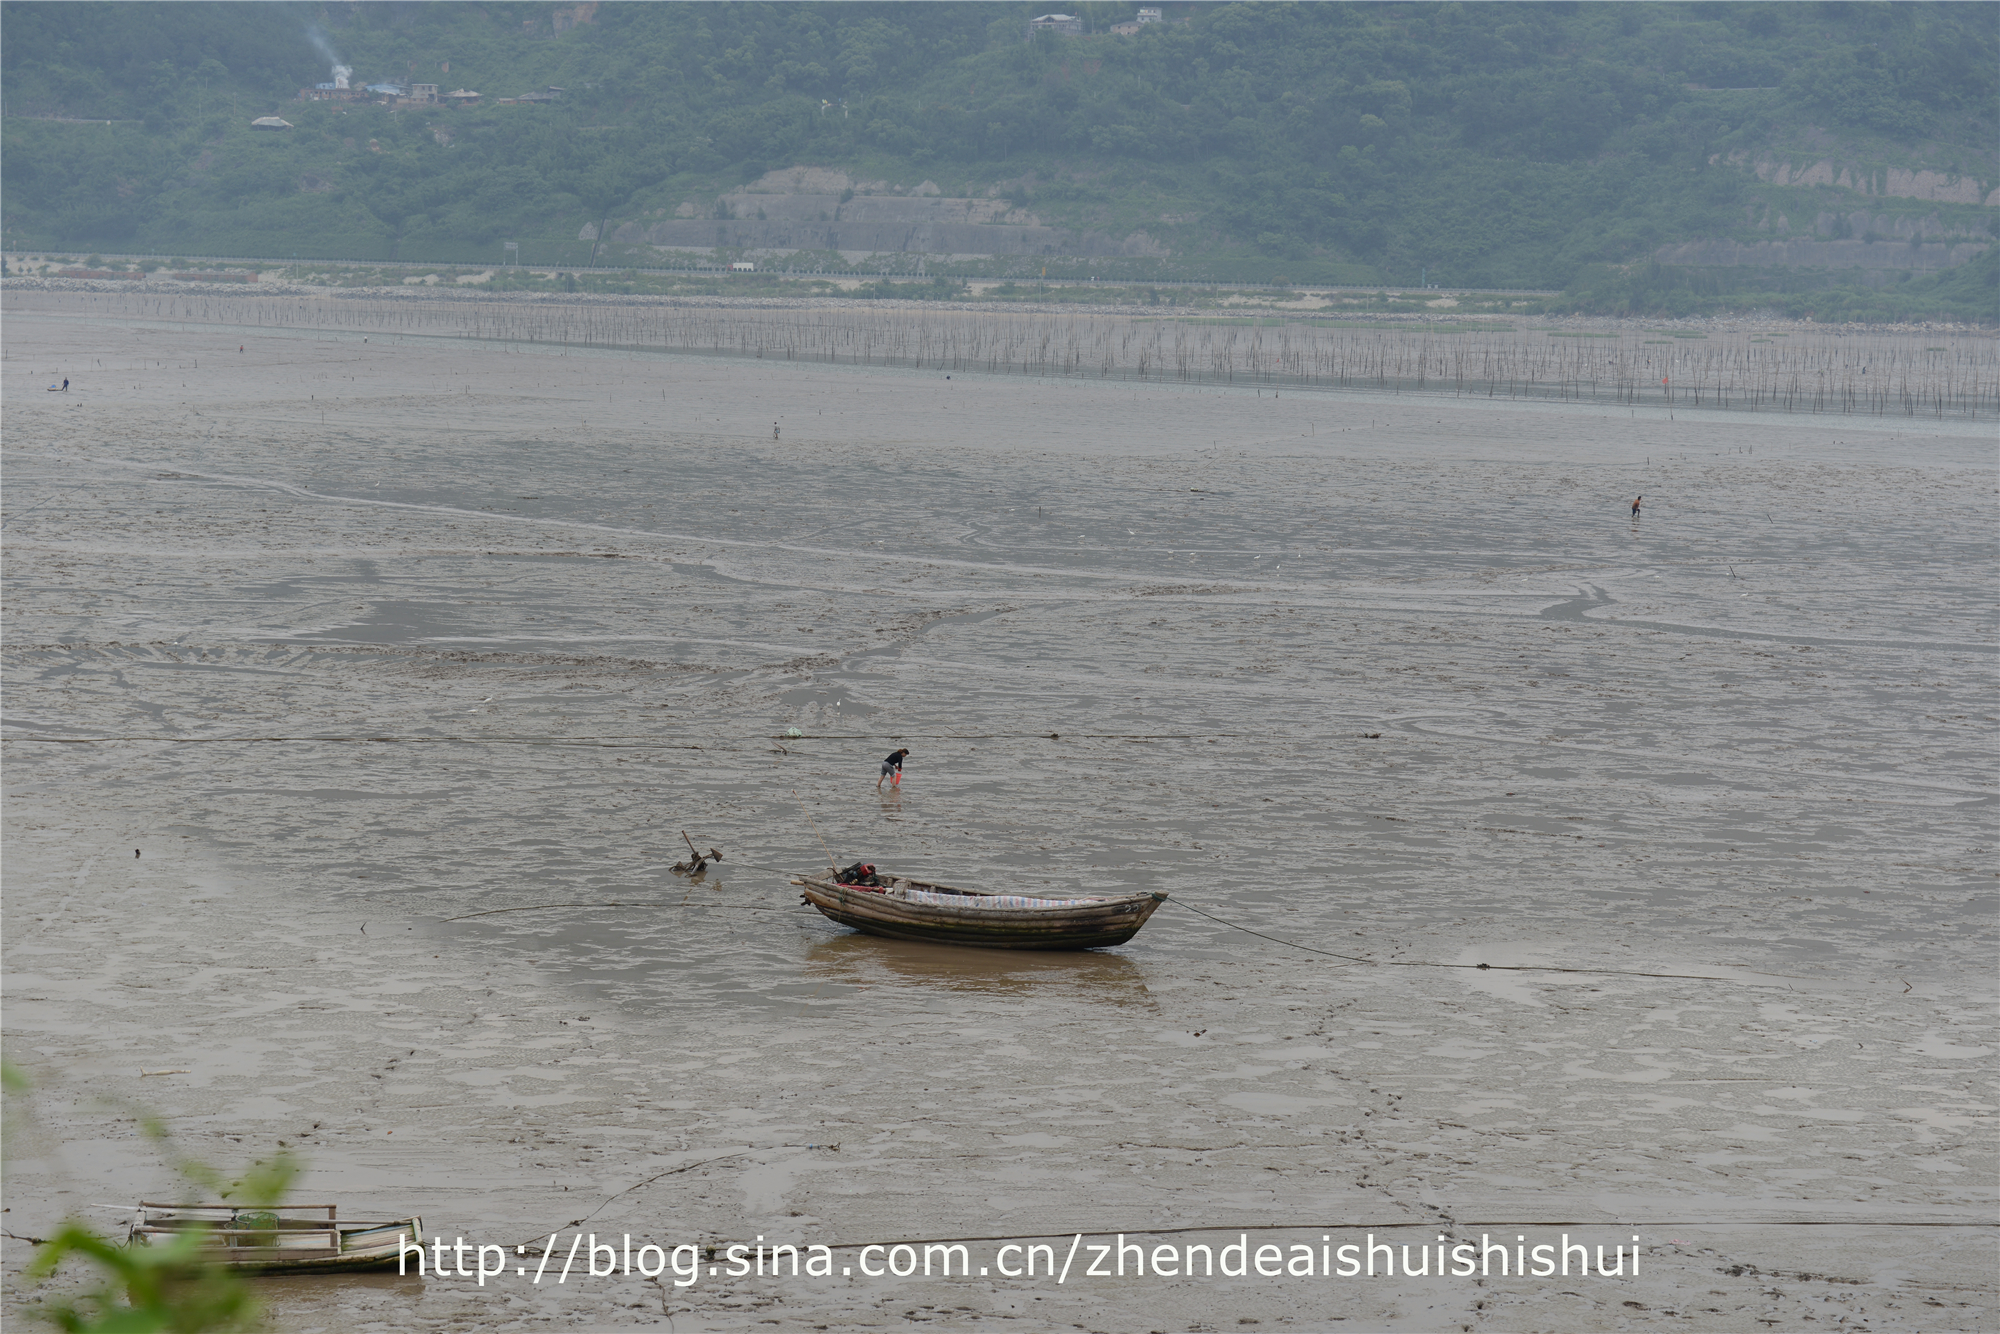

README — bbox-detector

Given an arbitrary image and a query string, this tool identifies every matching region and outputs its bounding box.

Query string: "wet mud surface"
[4,300,1994,1331]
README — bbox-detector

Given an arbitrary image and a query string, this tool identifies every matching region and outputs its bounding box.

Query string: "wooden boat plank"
[135,1224,336,1240]
[130,1209,423,1272]
[136,1228,340,1245]
[339,1222,420,1248]
[800,877,1154,913]
[816,899,1154,929]
[797,875,1166,950]
[804,878,1150,904]
[139,1202,337,1217]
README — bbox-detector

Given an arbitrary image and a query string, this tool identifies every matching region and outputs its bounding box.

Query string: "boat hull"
[798,876,1165,950]
[128,1208,424,1274]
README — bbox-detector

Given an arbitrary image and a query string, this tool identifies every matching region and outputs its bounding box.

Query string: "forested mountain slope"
[4,1,1994,314]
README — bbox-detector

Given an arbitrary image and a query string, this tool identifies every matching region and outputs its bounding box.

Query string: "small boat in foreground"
[128,1204,424,1273]
[795,871,1166,950]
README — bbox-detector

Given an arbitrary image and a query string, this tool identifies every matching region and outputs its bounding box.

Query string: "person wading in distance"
[1631,495,1643,518]
[878,748,910,791]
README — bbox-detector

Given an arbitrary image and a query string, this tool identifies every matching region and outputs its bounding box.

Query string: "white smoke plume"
[304,24,350,89]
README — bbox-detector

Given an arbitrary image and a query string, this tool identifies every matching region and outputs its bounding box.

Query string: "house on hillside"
[1113,7,1167,34]
[251,116,292,130]
[445,88,482,105]
[1027,13,1084,39]
[410,83,439,104]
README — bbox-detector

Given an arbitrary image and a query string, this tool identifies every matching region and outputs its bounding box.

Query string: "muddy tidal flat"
[3,294,1994,1332]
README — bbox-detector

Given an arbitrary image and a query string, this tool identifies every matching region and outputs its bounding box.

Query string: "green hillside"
[4,2,1995,317]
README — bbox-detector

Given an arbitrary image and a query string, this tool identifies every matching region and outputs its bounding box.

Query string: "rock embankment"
[1652,237,1989,271]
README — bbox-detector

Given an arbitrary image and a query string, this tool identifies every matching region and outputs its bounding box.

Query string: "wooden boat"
[127,1204,424,1273]
[795,872,1167,950]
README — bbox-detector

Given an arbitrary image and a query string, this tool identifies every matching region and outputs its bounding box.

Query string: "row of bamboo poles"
[23,290,1997,418]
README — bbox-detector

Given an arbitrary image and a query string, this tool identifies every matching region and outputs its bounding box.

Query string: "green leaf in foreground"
[25,1223,260,1334]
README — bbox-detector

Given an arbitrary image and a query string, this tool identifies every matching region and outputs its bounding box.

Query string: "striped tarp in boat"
[901,889,1109,911]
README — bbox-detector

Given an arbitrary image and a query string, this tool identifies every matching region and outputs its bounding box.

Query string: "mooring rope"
[1164,897,1819,986]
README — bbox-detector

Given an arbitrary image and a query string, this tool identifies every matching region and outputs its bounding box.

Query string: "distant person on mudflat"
[878,748,910,791]
[1631,495,1642,517]
[61,378,68,391]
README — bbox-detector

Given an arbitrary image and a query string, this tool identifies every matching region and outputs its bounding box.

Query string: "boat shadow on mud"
[801,933,1158,1006]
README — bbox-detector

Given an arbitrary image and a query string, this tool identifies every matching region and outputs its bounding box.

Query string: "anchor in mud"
[672,830,724,876]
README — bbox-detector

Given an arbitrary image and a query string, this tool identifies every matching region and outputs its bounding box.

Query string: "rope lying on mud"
[513,1153,754,1250]
[7,732,1232,746]
[680,1216,1988,1248]
[442,900,793,922]
[1164,897,1821,986]
[439,859,806,921]
[9,734,727,749]
[506,1203,1989,1256]
[443,886,1827,988]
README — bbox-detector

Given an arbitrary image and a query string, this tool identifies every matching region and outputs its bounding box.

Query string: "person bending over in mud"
[878,748,910,791]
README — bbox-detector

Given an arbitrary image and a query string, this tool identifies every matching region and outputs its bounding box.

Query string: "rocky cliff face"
[1658,149,1998,271]
[1718,152,1999,207]
[1797,207,1967,241]
[604,217,1167,259]
[596,167,1170,261]
[1651,237,1987,270]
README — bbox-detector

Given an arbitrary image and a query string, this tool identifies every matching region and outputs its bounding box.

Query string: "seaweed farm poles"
[22,290,2000,419]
